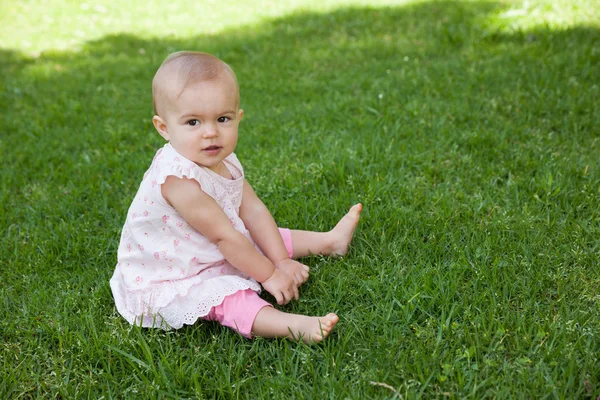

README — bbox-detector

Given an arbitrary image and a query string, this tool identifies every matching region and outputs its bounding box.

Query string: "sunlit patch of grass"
[1,0,413,53]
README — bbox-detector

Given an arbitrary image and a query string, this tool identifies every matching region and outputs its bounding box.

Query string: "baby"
[110,51,362,343]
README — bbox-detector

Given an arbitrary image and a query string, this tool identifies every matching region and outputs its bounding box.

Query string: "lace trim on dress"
[110,272,261,329]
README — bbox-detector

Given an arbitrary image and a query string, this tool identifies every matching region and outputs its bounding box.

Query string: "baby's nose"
[203,124,218,138]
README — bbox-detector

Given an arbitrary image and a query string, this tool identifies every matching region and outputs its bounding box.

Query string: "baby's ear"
[152,115,170,140]
[238,109,244,121]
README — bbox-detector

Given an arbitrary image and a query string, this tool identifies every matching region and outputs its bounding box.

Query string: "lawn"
[1,0,599,398]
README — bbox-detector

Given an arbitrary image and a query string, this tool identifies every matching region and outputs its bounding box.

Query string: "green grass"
[1,0,599,398]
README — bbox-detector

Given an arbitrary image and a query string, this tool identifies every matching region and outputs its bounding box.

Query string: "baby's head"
[152,51,240,118]
[151,51,244,171]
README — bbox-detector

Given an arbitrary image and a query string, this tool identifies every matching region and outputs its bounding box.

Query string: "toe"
[350,203,362,214]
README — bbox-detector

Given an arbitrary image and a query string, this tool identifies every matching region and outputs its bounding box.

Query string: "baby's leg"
[205,289,338,343]
[289,203,362,258]
[252,307,339,344]
[204,289,272,339]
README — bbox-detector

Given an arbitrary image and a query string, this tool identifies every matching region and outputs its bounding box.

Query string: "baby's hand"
[275,259,310,286]
[262,269,298,305]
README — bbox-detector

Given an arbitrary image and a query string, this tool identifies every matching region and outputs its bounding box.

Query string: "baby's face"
[155,75,242,173]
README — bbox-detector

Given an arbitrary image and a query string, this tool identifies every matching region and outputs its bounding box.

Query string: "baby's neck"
[212,161,233,180]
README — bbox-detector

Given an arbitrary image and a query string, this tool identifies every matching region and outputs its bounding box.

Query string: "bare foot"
[330,203,362,256]
[252,308,339,344]
[289,313,339,344]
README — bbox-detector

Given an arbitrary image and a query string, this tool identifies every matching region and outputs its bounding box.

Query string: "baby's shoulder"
[226,151,241,165]
[143,145,205,185]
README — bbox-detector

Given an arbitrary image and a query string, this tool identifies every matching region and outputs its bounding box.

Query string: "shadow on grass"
[0,1,599,397]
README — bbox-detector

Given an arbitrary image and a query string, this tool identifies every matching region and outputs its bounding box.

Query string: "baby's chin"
[193,155,230,172]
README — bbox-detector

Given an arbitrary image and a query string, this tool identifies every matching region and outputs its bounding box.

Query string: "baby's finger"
[293,285,299,301]
[292,274,301,285]
[282,291,291,305]
[298,273,307,284]
[274,291,284,305]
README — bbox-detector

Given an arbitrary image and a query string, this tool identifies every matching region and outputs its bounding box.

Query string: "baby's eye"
[217,116,230,123]
[187,119,200,126]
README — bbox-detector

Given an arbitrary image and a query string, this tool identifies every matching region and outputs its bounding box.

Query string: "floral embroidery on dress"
[110,143,261,330]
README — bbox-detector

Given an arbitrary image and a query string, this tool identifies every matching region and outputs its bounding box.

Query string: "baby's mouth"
[203,145,221,151]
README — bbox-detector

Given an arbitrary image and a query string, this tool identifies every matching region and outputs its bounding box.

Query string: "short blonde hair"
[152,51,239,117]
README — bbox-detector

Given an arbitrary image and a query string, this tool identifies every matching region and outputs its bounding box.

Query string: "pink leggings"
[203,228,293,338]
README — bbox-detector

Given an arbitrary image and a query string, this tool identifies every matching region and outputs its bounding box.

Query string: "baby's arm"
[161,176,298,305]
[239,180,310,285]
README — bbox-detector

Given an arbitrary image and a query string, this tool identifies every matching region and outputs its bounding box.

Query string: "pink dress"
[109,143,262,329]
